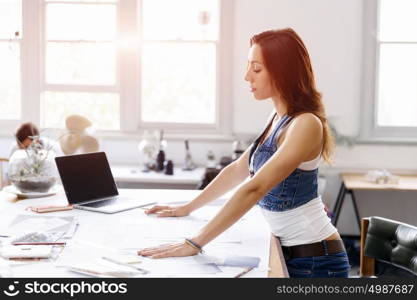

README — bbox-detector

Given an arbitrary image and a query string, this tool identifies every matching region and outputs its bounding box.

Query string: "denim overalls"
[248,114,350,278]
[249,114,319,212]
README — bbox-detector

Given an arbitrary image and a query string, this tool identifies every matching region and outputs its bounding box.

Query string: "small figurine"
[164,160,174,175]
[183,140,196,171]
[155,130,166,172]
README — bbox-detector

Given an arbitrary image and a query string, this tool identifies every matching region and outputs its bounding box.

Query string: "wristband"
[184,238,204,253]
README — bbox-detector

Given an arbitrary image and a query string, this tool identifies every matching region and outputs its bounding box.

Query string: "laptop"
[55,152,155,214]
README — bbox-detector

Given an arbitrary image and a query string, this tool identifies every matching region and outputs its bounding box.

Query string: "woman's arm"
[139,113,323,258]
[146,112,276,218]
[186,146,252,212]
[145,146,252,217]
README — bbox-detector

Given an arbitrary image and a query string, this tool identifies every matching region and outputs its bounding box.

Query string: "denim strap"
[267,115,293,147]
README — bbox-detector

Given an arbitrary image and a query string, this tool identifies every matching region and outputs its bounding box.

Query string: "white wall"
[1,0,417,234]
[233,0,363,136]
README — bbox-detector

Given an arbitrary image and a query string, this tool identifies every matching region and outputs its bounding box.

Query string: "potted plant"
[8,135,58,193]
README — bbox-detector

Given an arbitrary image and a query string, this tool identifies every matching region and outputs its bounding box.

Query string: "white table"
[0,188,272,278]
[111,165,206,189]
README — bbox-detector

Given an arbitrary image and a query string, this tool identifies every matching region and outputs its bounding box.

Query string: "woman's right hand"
[144,204,191,218]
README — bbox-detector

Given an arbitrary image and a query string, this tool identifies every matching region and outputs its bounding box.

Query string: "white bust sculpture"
[59,115,99,155]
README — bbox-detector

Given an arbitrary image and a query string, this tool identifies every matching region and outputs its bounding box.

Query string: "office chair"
[360,216,417,277]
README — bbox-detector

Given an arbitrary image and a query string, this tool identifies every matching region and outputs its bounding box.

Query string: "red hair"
[251,28,334,162]
[15,122,39,145]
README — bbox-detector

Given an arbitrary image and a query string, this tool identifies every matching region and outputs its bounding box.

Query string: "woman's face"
[244,43,274,100]
[19,138,32,149]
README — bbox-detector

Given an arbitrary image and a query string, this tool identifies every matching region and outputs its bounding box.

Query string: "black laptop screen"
[55,152,118,204]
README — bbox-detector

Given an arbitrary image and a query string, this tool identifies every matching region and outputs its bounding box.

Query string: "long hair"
[250,28,334,163]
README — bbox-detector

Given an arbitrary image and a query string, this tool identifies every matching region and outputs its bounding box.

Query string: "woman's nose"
[244,70,250,82]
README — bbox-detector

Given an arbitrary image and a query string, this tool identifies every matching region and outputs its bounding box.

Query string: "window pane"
[379,0,417,41]
[141,43,216,124]
[377,44,417,127]
[46,3,116,41]
[0,41,21,119]
[0,0,21,39]
[41,92,119,130]
[46,42,116,85]
[143,0,219,41]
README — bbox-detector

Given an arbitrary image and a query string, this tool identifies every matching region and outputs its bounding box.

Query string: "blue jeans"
[285,251,350,278]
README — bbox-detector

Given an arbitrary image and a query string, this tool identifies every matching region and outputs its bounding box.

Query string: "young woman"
[139,28,350,278]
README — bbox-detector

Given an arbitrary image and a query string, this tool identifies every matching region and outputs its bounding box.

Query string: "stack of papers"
[0,245,54,259]
[1,215,78,245]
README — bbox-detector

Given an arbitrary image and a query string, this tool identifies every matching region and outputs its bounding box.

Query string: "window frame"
[0,0,233,138]
[360,0,417,144]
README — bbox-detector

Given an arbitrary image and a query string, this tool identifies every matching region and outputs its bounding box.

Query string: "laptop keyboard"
[80,198,119,208]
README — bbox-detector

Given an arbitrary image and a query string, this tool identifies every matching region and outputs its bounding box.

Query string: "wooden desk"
[268,234,289,277]
[332,173,417,231]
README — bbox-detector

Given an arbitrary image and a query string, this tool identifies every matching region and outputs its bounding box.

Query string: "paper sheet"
[7,215,76,236]
[137,255,222,276]
[66,259,145,278]
[54,240,120,267]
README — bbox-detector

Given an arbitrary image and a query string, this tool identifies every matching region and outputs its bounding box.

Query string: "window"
[0,0,21,120]
[42,0,120,130]
[140,0,218,125]
[361,0,417,142]
[0,0,232,136]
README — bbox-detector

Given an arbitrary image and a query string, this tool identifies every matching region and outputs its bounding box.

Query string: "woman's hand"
[138,241,200,258]
[144,204,191,217]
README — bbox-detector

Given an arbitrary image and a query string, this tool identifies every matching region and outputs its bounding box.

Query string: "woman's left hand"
[138,241,200,259]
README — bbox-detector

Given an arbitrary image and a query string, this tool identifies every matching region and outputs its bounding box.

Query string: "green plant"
[328,121,358,147]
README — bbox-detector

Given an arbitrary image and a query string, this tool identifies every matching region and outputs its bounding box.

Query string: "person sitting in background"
[9,122,62,157]
[15,122,39,149]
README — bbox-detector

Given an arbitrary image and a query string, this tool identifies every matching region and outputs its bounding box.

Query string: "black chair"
[197,167,221,190]
[360,216,417,277]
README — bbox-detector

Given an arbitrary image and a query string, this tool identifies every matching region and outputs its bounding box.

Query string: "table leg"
[349,190,361,231]
[332,182,346,226]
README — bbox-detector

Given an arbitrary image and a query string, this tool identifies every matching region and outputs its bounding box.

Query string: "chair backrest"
[0,158,9,188]
[360,216,417,277]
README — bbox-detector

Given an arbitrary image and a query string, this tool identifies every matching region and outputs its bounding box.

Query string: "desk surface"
[0,188,273,278]
[111,165,205,184]
[342,173,417,191]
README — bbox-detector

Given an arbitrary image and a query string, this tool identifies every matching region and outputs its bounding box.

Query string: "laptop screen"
[55,152,118,204]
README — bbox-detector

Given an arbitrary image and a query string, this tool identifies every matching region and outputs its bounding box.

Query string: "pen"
[234,266,255,278]
[12,242,66,246]
[101,256,149,274]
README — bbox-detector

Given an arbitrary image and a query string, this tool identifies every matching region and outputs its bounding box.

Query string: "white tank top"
[259,118,337,247]
[298,152,322,171]
[260,196,337,246]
